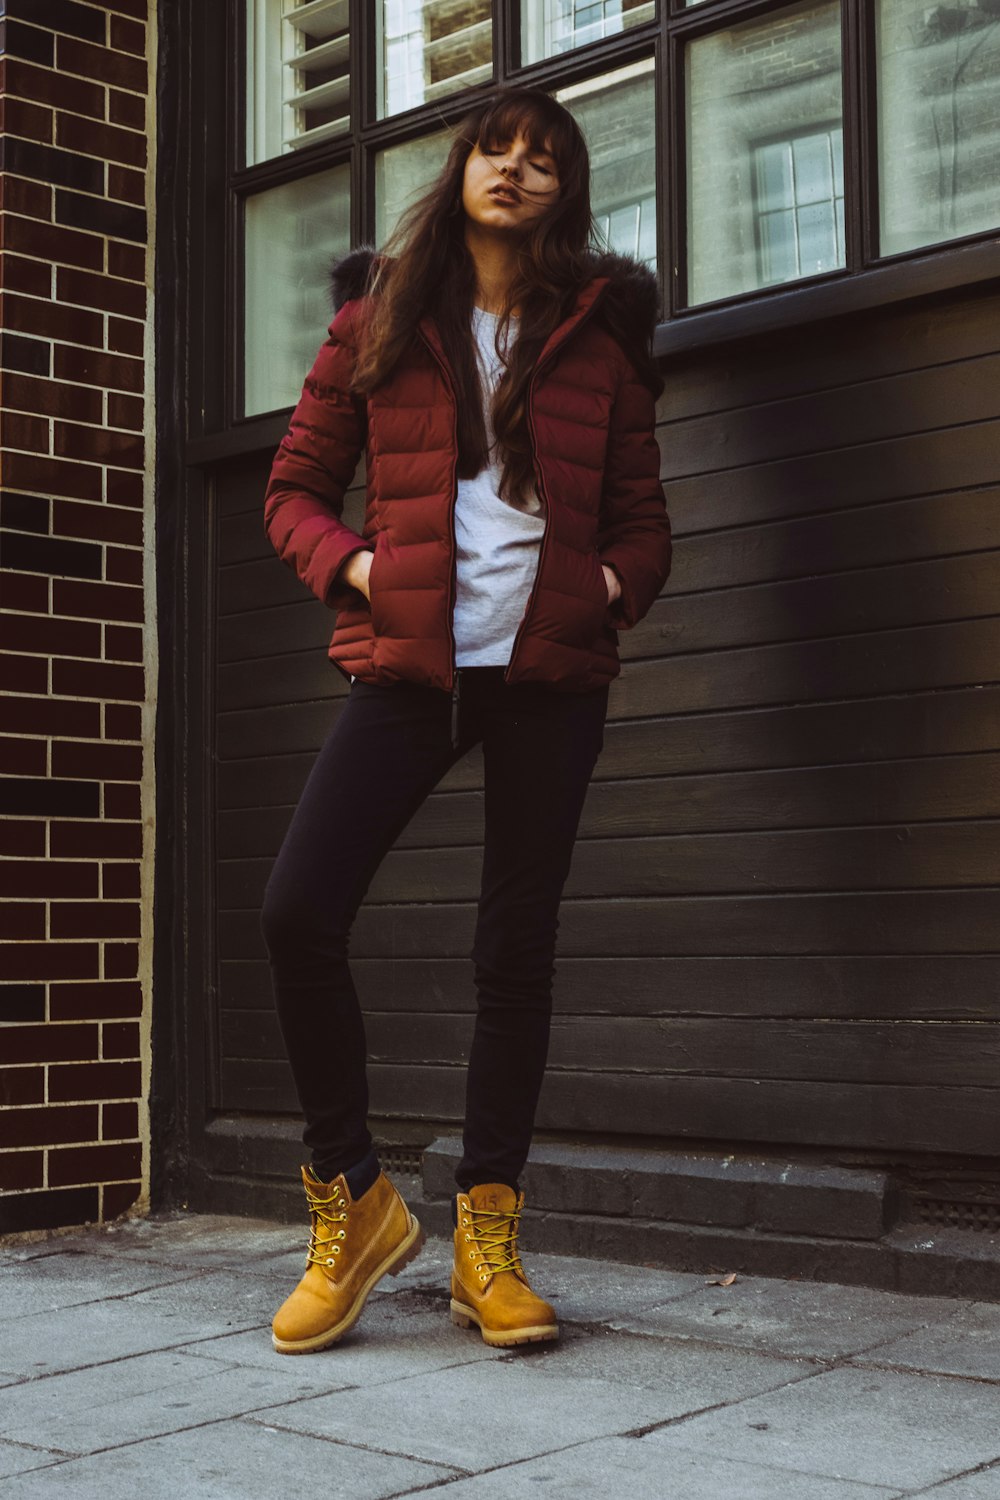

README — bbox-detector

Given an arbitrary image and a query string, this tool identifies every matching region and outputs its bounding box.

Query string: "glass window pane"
[377,0,492,119]
[375,127,452,246]
[246,0,351,165]
[521,0,655,65]
[556,59,657,268]
[876,0,1000,256]
[686,0,845,306]
[244,167,351,416]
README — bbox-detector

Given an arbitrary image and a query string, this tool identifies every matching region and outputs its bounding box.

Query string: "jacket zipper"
[418,327,462,716]
[504,294,606,685]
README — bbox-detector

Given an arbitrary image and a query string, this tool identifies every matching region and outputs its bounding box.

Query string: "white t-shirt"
[453,307,545,668]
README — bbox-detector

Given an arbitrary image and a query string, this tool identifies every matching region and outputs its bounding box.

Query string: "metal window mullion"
[842,0,867,271]
[496,0,513,84]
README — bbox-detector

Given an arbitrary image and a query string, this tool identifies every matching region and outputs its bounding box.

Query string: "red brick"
[53,577,142,622]
[102,1100,139,1138]
[103,623,143,662]
[103,943,138,979]
[51,979,142,1021]
[51,499,142,546]
[56,36,147,93]
[0,903,45,940]
[0,611,101,657]
[54,342,143,394]
[108,163,144,207]
[51,820,141,858]
[101,861,140,898]
[51,740,142,780]
[0,861,97,899]
[1,213,103,272]
[2,1103,99,1147]
[102,783,140,819]
[0,173,53,220]
[1,253,52,298]
[107,88,144,130]
[0,942,99,980]
[49,1140,142,1187]
[0,737,47,776]
[0,95,53,145]
[2,289,103,347]
[103,703,141,740]
[5,373,103,424]
[1,1022,99,1066]
[54,422,144,469]
[1,695,100,737]
[55,110,146,169]
[0,1150,45,1191]
[107,241,144,281]
[52,658,145,701]
[0,820,45,856]
[57,264,146,320]
[5,451,101,502]
[0,572,50,611]
[107,391,143,431]
[50,901,139,940]
[109,14,146,56]
[1,408,50,453]
[103,1179,141,1218]
[107,316,143,357]
[104,546,143,586]
[0,1067,45,1106]
[48,1060,140,1101]
[3,58,106,121]
[0,655,48,694]
[105,471,143,507]
[102,1021,139,1060]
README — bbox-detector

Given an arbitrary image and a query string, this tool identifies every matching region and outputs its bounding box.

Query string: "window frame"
[188,0,1000,456]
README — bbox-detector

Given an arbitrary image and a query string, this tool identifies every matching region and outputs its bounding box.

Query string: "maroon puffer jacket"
[264,247,671,693]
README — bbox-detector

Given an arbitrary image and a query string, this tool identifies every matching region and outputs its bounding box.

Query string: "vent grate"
[378,1146,424,1176]
[912,1198,1000,1234]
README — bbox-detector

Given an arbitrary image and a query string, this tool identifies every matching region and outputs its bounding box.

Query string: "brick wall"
[0,0,155,1235]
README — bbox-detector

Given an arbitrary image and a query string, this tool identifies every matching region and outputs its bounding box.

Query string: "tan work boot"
[272,1163,425,1353]
[450,1182,558,1347]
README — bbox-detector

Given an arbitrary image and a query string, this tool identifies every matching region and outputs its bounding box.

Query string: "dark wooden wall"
[210,280,1000,1163]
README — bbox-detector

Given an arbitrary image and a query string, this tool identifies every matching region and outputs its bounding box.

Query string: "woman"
[261,85,671,1355]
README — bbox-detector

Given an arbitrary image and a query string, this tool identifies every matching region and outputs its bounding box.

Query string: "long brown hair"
[352,89,593,507]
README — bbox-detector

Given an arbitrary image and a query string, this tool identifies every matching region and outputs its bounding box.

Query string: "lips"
[488,185,521,206]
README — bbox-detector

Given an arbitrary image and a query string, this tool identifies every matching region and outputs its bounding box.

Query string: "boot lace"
[304,1180,349,1268]
[466,1203,526,1278]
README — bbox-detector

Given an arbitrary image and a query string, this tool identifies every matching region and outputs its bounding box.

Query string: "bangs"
[475,96,578,172]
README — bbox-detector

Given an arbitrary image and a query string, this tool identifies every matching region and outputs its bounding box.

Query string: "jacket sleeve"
[263,301,371,611]
[597,358,671,630]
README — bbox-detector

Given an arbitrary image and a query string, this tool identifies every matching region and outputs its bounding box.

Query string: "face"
[461,128,561,232]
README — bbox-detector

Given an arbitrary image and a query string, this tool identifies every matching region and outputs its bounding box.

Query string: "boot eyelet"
[464,1233,471,1241]
[468,1251,476,1259]
[326,1257,335,1265]
[479,1274,488,1282]
[337,1230,346,1239]
[332,1245,341,1254]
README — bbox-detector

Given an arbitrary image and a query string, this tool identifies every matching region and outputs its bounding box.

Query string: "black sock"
[312,1146,380,1200]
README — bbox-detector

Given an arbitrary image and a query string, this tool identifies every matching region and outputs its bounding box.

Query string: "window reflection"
[521,0,655,64]
[557,60,657,267]
[378,0,492,119]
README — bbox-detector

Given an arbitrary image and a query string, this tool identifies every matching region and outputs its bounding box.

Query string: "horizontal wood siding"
[212,283,1000,1157]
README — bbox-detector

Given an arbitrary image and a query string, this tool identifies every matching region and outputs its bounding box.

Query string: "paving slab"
[0,1442,70,1483]
[848,1301,1000,1382]
[0,1349,341,1456]
[0,1250,202,1320]
[908,1462,1000,1498]
[0,1419,458,1499]
[611,1273,965,1359]
[182,1287,502,1381]
[436,1434,905,1499]
[49,1215,303,1270]
[246,1338,807,1472]
[645,1364,1000,1492]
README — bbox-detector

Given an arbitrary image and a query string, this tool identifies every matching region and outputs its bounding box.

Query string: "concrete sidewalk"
[1,1196,999,1498]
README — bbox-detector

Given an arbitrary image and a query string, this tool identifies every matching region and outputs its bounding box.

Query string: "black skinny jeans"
[260,667,609,1196]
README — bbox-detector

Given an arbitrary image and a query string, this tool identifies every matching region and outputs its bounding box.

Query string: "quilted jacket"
[263,246,671,693]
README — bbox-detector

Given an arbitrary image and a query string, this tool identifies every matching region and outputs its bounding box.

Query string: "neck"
[464,220,520,315]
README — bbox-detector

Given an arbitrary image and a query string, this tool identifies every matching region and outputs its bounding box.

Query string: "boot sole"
[450,1297,559,1347]
[272,1215,426,1355]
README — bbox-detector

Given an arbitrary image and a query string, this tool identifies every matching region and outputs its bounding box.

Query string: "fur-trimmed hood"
[328,243,661,344]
